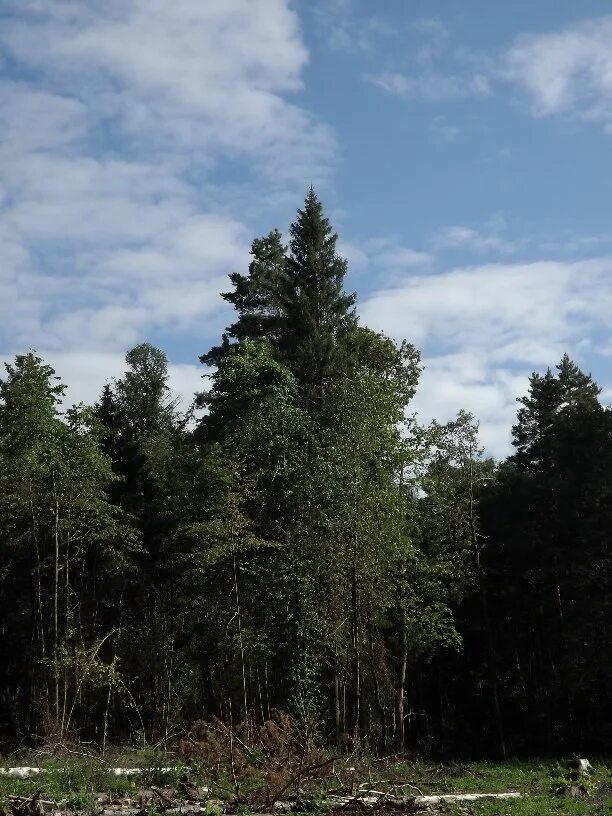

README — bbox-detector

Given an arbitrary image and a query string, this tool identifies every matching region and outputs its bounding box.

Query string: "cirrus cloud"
[503,16,612,132]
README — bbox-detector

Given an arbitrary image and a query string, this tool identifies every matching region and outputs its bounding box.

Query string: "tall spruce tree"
[94,344,184,732]
[280,188,357,411]
[202,230,287,367]
[202,189,356,412]
[512,353,600,471]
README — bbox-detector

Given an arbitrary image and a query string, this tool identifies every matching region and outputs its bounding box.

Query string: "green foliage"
[203,229,287,366]
[202,189,356,414]
[280,187,357,412]
[3,191,610,761]
[442,800,612,816]
[0,353,138,737]
[65,792,97,812]
[294,787,331,814]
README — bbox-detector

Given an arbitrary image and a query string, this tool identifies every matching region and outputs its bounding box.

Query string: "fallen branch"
[326,790,522,811]
[269,756,336,809]
[417,792,522,805]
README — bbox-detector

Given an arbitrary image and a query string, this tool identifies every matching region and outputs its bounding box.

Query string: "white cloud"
[503,16,612,132]
[339,236,434,283]
[411,353,527,457]
[365,71,490,101]
[435,225,517,254]
[0,0,333,179]
[336,241,370,272]
[372,246,434,270]
[34,350,204,415]
[431,115,460,142]
[0,0,334,379]
[362,258,612,354]
[362,258,612,456]
[314,0,394,54]
[362,14,492,103]
[411,17,449,62]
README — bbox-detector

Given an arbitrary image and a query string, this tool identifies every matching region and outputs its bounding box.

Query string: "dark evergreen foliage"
[202,229,287,367]
[202,189,356,412]
[280,187,357,411]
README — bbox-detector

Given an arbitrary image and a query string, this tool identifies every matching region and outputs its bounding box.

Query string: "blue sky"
[2,0,612,455]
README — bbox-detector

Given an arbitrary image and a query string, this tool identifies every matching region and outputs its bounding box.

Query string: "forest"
[1,189,611,760]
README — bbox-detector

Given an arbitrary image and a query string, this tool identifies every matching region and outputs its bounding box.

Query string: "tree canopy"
[1,192,610,758]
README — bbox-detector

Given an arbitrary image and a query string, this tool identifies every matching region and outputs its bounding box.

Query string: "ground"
[1,753,611,816]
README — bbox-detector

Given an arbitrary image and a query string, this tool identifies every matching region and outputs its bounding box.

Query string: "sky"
[2,0,612,456]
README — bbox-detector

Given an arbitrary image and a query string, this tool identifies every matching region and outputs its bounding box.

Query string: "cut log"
[325,791,521,811]
[565,758,592,779]
[417,792,522,805]
[0,769,42,778]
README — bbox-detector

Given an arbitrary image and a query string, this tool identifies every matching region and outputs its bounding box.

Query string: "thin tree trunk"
[103,594,123,756]
[53,482,60,723]
[333,653,341,745]
[396,609,407,752]
[368,626,387,752]
[395,461,408,753]
[468,451,506,759]
[60,519,71,740]
[256,667,265,725]
[233,552,249,737]
[351,542,360,742]
[264,661,271,721]
[29,478,46,721]
[478,574,506,758]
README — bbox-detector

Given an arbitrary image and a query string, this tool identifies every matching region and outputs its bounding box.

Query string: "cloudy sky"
[2,0,612,456]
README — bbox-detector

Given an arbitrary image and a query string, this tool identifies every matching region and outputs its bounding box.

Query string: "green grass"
[441,798,612,815]
[1,754,611,814]
[384,758,553,793]
[346,757,612,795]
[0,751,193,807]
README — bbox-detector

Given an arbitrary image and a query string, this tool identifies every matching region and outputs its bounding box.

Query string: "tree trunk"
[395,613,407,752]
[333,653,341,745]
[468,449,506,760]
[53,486,60,723]
[478,577,506,759]
[351,543,361,742]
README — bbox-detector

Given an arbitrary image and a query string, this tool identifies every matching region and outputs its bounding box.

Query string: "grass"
[349,757,612,795]
[441,798,612,815]
[356,758,612,816]
[0,750,193,807]
[379,758,553,793]
[0,753,611,814]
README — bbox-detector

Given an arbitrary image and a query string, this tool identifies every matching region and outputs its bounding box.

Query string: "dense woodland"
[1,190,611,758]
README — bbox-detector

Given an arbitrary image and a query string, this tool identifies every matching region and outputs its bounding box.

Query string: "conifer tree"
[201,189,356,412]
[0,354,135,736]
[202,230,287,367]
[280,188,356,411]
[512,354,600,471]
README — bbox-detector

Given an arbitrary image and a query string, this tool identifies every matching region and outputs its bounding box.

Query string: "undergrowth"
[1,715,611,812]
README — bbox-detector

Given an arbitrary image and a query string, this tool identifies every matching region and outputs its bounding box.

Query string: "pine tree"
[114,343,178,435]
[281,188,357,412]
[477,354,612,753]
[94,344,183,733]
[201,189,357,413]
[511,354,600,471]
[202,230,287,367]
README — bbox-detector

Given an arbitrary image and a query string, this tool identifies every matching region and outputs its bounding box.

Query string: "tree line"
[0,190,610,757]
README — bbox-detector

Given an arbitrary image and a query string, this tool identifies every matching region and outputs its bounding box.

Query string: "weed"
[65,792,97,812]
